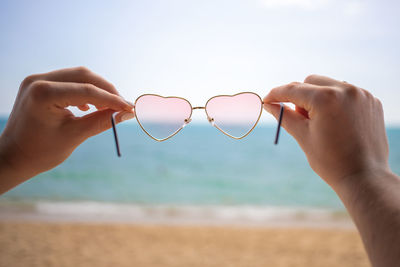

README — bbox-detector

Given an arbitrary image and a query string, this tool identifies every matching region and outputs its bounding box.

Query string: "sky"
[0,0,399,124]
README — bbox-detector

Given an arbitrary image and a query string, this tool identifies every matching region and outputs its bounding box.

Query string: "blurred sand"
[0,222,369,267]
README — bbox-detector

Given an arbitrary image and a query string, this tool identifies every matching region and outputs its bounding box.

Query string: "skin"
[264,75,400,267]
[0,67,135,192]
[0,68,399,266]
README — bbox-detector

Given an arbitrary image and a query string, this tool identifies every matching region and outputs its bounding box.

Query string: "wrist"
[332,167,399,212]
[0,133,31,194]
[331,167,400,267]
[0,149,19,194]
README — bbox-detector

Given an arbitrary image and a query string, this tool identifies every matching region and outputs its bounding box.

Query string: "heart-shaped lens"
[135,95,192,141]
[205,92,262,139]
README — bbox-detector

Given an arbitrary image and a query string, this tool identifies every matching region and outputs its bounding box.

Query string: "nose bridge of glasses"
[189,106,215,126]
[192,106,205,110]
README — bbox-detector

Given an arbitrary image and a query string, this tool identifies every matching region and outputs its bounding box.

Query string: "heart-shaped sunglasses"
[111,92,284,157]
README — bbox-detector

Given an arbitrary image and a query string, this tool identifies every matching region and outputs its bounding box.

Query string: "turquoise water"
[1,118,399,210]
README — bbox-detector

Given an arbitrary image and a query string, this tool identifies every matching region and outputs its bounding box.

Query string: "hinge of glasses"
[208,117,215,126]
[183,118,192,127]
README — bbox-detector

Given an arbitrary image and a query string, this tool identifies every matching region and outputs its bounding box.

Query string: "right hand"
[263,75,391,189]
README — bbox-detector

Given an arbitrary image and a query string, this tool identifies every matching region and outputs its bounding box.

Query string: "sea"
[1,118,399,224]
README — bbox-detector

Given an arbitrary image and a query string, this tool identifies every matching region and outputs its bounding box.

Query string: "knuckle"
[287,81,301,90]
[75,66,92,76]
[82,83,96,95]
[304,74,318,83]
[28,81,51,101]
[361,88,373,99]
[20,74,38,91]
[342,83,360,98]
[375,97,383,109]
[313,88,338,105]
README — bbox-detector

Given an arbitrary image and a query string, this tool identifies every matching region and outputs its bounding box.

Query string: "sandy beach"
[0,222,369,267]
[0,201,370,267]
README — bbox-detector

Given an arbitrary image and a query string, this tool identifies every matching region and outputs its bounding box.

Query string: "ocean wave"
[0,201,353,229]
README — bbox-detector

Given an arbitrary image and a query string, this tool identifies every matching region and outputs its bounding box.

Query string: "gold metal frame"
[134,94,193,142]
[204,92,263,140]
[132,92,264,142]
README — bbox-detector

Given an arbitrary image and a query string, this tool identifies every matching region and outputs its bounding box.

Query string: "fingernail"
[121,112,135,122]
[123,98,135,107]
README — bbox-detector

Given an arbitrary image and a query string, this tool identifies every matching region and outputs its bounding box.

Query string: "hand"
[263,74,391,188]
[0,67,135,193]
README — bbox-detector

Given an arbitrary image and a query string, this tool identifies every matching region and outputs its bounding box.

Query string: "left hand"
[0,66,134,193]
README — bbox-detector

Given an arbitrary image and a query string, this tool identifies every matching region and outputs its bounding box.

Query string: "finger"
[264,82,321,110]
[95,106,109,111]
[74,109,136,138]
[264,103,309,138]
[29,66,119,95]
[303,74,344,87]
[78,104,90,111]
[30,80,133,111]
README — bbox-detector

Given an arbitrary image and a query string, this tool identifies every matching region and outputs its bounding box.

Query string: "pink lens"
[205,93,262,138]
[135,95,192,141]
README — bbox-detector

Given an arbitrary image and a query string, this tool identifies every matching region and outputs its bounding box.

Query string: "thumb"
[263,103,308,139]
[75,109,135,138]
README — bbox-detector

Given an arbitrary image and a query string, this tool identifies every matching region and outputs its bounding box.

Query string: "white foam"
[0,201,354,229]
